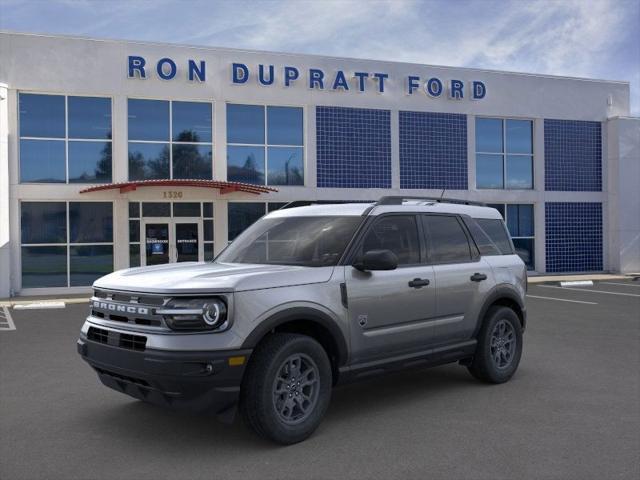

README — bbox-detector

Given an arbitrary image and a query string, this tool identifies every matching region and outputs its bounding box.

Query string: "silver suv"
[78,196,527,444]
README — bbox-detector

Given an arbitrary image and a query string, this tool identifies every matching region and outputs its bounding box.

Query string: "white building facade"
[0,32,638,297]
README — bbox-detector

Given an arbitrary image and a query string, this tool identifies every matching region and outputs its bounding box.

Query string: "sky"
[1,0,639,114]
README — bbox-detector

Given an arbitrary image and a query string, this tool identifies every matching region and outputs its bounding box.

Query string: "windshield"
[216,216,363,267]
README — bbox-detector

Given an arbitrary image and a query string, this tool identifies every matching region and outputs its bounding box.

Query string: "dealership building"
[0,31,638,296]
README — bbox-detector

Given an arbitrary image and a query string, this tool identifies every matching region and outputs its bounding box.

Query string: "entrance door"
[142,218,203,265]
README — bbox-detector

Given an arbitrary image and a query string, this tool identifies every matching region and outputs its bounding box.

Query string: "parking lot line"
[526,294,597,305]
[600,282,640,288]
[539,285,640,297]
[0,306,16,331]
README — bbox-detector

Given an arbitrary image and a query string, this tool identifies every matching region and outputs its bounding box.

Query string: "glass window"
[506,120,532,154]
[172,144,212,179]
[476,154,503,189]
[172,101,212,143]
[129,220,140,242]
[173,203,201,217]
[219,216,361,266]
[204,220,214,242]
[203,202,214,218]
[21,246,68,288]
[227,146,265,184]
[69,202,113,243]
[487,203,505,219]
[476,219,513,255]
[68,141,112,183]
[204,243,215,262]
[19,94,65,138]
[423,215,472,264]
[513,238,534,269]
[129,202,140,218]
[506,204,534,237]
[476,118,533,190]
[70,245,113,286]
[130,244,141,267]
[268,202,288,212]
[142,202,171,217]
[228,203,266,241]
[506,155,533,189]
[267,147,304,185]
[128,142,170,180]
[267,106,303,145]
[361,215,420,265]
[475,118,502,153]
[21,202,66,244]
[68,96,112,139]
[227,104,265,144]
[128,99,169,141]
[19,139,66,183]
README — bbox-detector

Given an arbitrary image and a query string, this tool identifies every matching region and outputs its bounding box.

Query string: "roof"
[78,179,278,195]
[267,201,503,219]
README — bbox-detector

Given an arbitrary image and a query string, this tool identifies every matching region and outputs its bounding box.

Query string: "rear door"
[346,214,437,363]
[422,214,494,344]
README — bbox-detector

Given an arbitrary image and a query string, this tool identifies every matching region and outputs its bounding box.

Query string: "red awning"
[79,179,278,195]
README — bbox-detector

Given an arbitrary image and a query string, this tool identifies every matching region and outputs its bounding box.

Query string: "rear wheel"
[240,333,332,444]
[468,306,523,383]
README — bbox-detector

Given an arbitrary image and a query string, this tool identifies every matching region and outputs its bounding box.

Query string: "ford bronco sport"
[78,196,526,444]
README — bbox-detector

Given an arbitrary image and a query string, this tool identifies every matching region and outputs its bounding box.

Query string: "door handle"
[408,278,430,288]
[470,272,487,282]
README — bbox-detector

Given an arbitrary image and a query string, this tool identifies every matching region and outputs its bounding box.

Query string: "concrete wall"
[607,117,640,273]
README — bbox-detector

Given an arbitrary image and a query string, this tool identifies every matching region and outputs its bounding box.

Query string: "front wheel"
[468,306,523,383]
[240,333,332,444]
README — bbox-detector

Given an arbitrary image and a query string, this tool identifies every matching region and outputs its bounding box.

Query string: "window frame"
[18,92,114,184]
[127,98,214,181]
[19,200,115,289]
[226,103,306,186]
[475,116,534,190]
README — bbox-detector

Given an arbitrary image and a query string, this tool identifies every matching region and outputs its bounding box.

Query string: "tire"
[468,306,523,384]
[240,333,332,445]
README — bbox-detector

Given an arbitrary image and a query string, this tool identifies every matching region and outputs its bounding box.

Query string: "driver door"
[346,214,437,363]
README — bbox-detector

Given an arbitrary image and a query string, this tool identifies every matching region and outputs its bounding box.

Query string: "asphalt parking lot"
[1,280,639,480]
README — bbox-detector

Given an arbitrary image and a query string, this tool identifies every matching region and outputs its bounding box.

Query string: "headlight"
[157,298,228,331]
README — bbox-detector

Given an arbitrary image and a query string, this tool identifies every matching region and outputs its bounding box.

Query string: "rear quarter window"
[467,218,514,255]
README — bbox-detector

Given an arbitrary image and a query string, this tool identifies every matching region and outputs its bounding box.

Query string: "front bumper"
[77,336,251,417]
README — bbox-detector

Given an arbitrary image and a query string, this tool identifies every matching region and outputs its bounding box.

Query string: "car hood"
[93,262,335,294]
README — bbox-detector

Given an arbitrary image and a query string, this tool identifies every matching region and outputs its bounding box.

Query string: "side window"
[476,218,514,255]
[423,215,472,264]
[360,215,420,265]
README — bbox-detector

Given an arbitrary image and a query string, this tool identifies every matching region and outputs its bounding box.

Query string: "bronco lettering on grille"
[92,301,149,315]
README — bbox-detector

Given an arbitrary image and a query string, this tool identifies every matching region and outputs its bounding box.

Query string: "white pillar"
[0,83,10,297]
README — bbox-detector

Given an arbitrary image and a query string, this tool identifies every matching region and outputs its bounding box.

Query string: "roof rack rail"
[376,196,487,207]
[279,200,374,210]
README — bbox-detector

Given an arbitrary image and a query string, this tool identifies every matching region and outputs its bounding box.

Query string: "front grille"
[87,326,147,352]
[91,289,167,329]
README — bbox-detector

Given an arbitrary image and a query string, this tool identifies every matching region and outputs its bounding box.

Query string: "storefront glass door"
[142,218,202,265]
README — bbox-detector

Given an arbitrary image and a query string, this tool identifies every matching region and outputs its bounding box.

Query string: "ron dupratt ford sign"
[127,56,487,100]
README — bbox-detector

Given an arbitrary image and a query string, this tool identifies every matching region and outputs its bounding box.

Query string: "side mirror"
[353,249,398,272]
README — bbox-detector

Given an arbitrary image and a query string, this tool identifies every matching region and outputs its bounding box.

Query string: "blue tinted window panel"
[506,155,533,189]
[70,245,114,286]
[506,120,532,154]
[476,154,503,189]
[227,145,265,184]
[21,202,67,244]
[19,93,65,138]
[172,101,212,143]
[227,104,265,144]
[68,141,112,183]
[69,202,113,243]
[475,118,503,153]
[20,139,66,183]
[130,244,140,268]
[545,202,603,272]
[172,144,212,179]
[316,106,391,188]
[128,99,169,141]
[68,96,112,139]
[128,143,170,180]
[544,119,602,191]
[21,246,68,288]
[267,106,303,146]
[267,147,304,185]
[399,111,467,190]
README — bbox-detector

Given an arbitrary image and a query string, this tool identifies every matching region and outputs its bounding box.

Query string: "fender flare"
[473,284,527,336]
[241,307,349,366]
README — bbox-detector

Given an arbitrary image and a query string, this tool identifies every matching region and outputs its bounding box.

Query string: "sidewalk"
[526,273,639,284]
